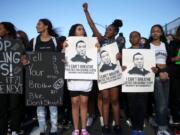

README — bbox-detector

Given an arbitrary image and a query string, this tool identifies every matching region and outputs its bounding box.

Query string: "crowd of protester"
[0,3,180,135]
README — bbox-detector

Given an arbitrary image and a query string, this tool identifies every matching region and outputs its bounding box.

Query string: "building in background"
[164,17,180,35]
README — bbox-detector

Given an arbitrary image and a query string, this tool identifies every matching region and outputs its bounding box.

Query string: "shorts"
[69,91,90,97]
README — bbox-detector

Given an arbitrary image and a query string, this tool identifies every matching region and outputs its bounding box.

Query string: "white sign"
[122,49,155,93]
[65,37,98,80]
[98,42,124,90]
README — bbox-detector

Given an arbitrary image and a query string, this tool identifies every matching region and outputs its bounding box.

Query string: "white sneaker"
[157,129,171,135]
[11,131,18,135]
[86,117,94,127]
[169,115,173,124]
[29,127,41,135]
[112,120,115,126]
[126,119,132,127]
[149,117,158,127]
[99,116,104,126]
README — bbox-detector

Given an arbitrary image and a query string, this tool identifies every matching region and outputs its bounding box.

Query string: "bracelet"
[159,67,167,73]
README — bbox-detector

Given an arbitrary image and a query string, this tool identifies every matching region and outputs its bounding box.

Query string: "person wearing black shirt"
[168,26,180,134]
[28,19,61,135]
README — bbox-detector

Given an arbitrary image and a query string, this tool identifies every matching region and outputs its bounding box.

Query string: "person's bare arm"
[83,3,102,40]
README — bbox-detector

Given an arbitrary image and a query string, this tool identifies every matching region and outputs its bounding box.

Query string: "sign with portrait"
[98,42,124,90]
[122,49,155,92]
[0,39,24,94]
[65,37,98,80]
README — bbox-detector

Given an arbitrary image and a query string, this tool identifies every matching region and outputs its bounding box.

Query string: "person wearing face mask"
[83,3,123,134]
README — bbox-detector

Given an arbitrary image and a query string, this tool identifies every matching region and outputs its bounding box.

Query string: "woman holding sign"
[64,24,93,135]
[147,24,172,135]
[83,3,123,134]
[28,19,60,135]
[0,22,25,135]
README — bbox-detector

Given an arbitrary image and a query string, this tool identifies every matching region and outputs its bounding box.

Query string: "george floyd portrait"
[128,52,150,76]
[71,40,92,63]
[100,50,117,72]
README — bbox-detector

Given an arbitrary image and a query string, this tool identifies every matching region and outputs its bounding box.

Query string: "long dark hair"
[68,24,87,36]
[17,30,29,48]
[148,24,167,44]
[39,18,59,37]
[0,22,16,39]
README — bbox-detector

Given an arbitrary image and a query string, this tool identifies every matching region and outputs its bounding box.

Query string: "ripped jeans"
[37,106,58,133]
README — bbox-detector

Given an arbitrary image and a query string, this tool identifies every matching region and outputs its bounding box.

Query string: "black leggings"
[0,94,23,134]
[170,78,180,122]
[127,93,148,130]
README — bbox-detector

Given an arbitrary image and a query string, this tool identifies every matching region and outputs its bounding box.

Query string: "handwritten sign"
[0,39,24,94]
[26,52,64,106]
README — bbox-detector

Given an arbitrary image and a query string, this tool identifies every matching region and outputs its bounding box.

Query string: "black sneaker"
[102,126,111,135]
[49,132,58,135]
[40,133,45,135]
[113,125,121,134]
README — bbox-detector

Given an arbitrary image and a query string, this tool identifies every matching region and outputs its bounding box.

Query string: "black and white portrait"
[65,37,98,80]
[71,40,92,63]
[128,52,150,76]
[100,50,117,72]
[122,49,156,93]
[98,42,124,90]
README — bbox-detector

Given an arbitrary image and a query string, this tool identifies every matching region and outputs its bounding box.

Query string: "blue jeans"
[154,77,169,127]
[37,106,58,133]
